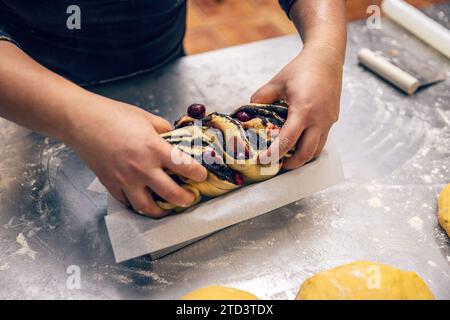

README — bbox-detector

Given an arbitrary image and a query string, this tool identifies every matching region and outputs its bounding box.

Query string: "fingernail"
[258,152,270,165]
[181,202,193,208]
[181,191,196,207]
[199,169,208,181]
[181,202,194,208]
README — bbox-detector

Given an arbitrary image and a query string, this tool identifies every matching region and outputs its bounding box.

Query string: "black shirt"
[0,0,187,85]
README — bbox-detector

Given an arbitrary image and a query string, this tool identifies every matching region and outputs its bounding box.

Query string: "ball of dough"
[296,261,435,300]
[438,184,450,238]
[181,285,258,300]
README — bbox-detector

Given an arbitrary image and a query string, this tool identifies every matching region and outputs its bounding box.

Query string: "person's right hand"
[64,94,208,218]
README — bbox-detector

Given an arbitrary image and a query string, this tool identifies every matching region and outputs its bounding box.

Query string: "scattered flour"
[295,213,306,220]
[408,216,423,231]
[0,263,9,271]
[368,197,383,208]
[427,260,436,267]
[422,175,432,184]
[134,270,171,285]
[110,274,133,285]
[14,233,37,260]
[92,273,104,281]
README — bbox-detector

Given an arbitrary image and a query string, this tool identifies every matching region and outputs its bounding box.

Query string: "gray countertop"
[0,4,449,300]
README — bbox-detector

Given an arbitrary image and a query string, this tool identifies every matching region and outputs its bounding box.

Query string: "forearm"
[0,41,97,141]
[290,0,347,65]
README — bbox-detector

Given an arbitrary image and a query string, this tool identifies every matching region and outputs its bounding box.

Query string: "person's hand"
[63,95,207,218]
[251,42,343,169]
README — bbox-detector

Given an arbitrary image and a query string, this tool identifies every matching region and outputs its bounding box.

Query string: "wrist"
[56,89,105,146]
[302,40,346,67]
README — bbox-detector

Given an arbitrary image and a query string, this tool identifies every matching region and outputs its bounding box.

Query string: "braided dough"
[157,102,294,211]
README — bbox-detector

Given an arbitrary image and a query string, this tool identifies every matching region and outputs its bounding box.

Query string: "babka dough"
[438,184,450,238]
[181,285,259,300]
[158,102,294,211]
[296,261,435,300]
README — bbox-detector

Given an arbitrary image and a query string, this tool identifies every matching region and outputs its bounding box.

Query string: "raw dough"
[296,261,435,300]
[438,184,450,238]
[181,285,259,300]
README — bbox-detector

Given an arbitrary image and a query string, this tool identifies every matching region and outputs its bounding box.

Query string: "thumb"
[251,83,282,104]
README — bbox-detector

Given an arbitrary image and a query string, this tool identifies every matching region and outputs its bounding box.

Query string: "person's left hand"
[251,43,343,169]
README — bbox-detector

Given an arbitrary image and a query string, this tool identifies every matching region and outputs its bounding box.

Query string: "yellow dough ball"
[438,184,450,238]
[296,261,435,300]
[181,285,259,300]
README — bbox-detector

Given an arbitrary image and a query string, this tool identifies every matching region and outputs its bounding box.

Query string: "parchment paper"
[100,143,344,262]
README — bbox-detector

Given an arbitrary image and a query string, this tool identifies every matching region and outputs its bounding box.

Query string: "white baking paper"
[87,177,107,194]
[103,143,344,262]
